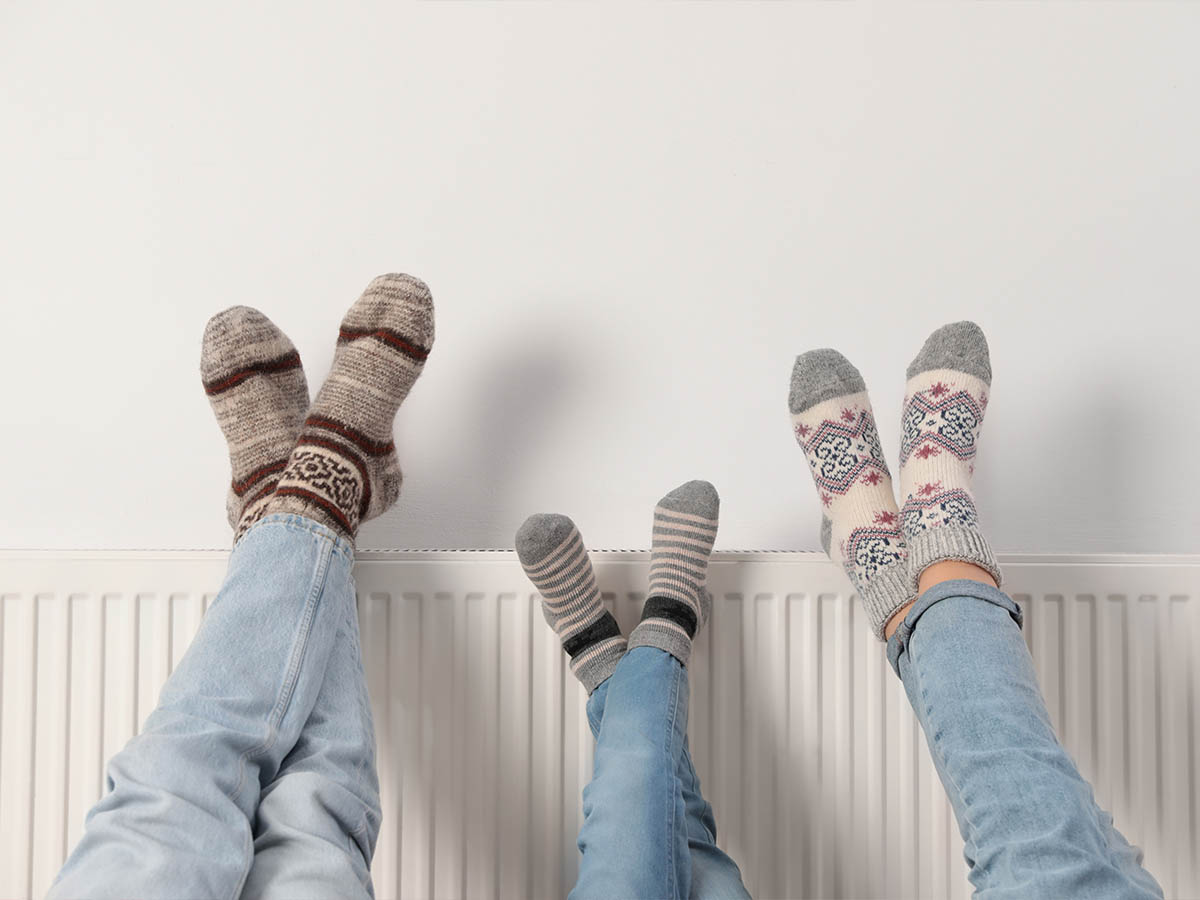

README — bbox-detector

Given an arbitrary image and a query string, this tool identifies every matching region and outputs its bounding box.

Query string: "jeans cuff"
[885,578,1022,678]
[239,512,356,561]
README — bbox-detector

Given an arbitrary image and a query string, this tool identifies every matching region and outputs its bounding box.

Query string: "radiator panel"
[1,552,1196,899]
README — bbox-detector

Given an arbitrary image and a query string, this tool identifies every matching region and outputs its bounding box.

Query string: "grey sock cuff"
[576,638,628,694]
[906,525,1002,593]
[627,620,694,667]
[857,563,917,641]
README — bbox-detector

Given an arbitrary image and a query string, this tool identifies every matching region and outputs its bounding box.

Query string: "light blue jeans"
[888,578,1164,899]
[574,646,750,900]
[50,514,381,900]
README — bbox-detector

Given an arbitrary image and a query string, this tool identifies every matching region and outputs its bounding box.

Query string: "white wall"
[2,1,1198,553]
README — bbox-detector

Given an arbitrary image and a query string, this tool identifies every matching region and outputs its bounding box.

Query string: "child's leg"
[574,646,692,899]
[49,515,355,900]
[516,481,723,899]
[586,683,750,900]
[676,736,751,900]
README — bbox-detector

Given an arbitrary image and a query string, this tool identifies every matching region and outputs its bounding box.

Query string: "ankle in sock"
[267,273,434,542]
[627,480,719,666]
[790,349,913,638]
[515,513,626,693]
[899,321,1001,590]
[201,306,310,543]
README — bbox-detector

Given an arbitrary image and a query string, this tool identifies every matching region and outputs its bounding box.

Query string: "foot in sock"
[790,350,913,638]
[899,321,1001,590]
[515,514,626,693]
[201,306,310,543]
[267,273,434,542]
[627,480,720,666]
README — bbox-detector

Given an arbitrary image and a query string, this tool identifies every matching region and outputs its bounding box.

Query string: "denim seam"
[229,531,335,898]
[664,662,683,900]
[228,530,334,808]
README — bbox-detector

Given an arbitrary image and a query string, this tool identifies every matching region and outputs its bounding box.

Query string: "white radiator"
[1,551,1197,900]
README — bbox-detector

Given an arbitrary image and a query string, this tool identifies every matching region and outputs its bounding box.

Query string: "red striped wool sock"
[266,273,434,542]
[201,306,310,543]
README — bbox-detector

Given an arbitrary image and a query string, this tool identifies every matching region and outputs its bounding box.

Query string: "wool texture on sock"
[790,349,913,638]
[515,513,626,693]
[899,321,1001,590]
[201,306,310,543]
[627,480,720,666]
[267,273,434,542]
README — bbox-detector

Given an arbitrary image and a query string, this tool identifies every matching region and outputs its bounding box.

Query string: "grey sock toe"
[789,349,868,414]
[657,479,720,520]
[906,320,991,384]
[515,513,577,567]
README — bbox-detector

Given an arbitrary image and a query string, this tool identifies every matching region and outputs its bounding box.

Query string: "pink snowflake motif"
[929,381,950,398]
[915,444,940,460]
[874,510,897,526]
[918,481,942,497]
[820,492,833,508]
[969,464,975,476]
[861,470,882,486]
[980,391,989,409]
[795,422,812,439]
[841,408,856,423]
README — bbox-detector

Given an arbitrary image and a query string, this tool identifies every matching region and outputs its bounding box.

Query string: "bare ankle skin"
[883,561,998,641]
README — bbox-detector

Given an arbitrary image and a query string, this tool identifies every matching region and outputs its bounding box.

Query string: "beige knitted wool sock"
[265,274,434,542]
[201,306,310,543]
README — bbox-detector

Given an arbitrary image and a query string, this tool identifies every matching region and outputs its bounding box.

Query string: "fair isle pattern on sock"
[790,349,913,639]
[899,321,1001,590]
[201,306,310,544]
[268,274,434,541]
[627,480,719,666]
[515,514,625,694]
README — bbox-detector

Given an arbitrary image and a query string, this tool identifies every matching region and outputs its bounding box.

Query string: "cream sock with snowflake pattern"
[790,349,914,638]
[898,321,1002,591]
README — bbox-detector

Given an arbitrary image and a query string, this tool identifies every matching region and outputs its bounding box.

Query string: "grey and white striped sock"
[267,273,434,542]
[627,480,720,666]
[200,306,310,543]
[515,513,625,694]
